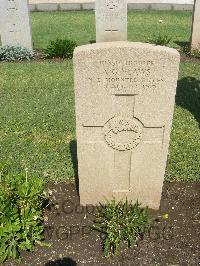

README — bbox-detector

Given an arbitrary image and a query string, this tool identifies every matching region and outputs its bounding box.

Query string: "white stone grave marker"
[74,42,180,209]
[0,0,32,49]
[95,0,127,42]
[191,0,200,50]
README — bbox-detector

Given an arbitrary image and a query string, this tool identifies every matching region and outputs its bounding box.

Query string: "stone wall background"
[30,0,194,4]
[29,0,194,12]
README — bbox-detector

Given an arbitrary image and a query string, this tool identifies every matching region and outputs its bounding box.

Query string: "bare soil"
[4,181,200,266]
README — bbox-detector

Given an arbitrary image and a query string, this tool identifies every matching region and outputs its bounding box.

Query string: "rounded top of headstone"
[74,41,180,61]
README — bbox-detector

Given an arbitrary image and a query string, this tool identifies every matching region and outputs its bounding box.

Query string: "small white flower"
[55,204,59,209]
[159,19,163,23]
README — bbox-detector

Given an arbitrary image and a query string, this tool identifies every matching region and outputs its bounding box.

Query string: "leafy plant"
[0,45,35,62]
[0,169,49,262]
[148,34,171,46]
[94,198,151,257]
[44,38,77,59]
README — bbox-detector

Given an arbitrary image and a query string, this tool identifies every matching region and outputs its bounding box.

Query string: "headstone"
[191,0,200,50]
[74,42,180,209]
[0,0,32,49]
[95,0,127,42]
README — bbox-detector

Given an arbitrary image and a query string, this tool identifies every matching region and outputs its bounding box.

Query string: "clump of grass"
[147,33,171,46]
[94,198,151,257]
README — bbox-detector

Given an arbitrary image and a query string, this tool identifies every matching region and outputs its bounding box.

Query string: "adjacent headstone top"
[0,0,32,49]
[191,0,200,50]
[74,42,180,209]
[95,0,127,42]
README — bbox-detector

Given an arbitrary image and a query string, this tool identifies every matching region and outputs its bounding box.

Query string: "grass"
[0,11,199,182]
[0,61,75,180]
[128,10,192,48]
[166,63,200,182]
[31,11,96,48]
[31,10,192,49]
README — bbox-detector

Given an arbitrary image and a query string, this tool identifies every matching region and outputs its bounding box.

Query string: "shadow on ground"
[70,140,79,194]
[174,41,190,49]
[176,76,200,127]
[45,257,76,266]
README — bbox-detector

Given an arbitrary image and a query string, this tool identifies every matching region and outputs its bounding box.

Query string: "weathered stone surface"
[95,0,127,42]
[191,0,200,50]
[74,42,180,209]
[0,0,32,49]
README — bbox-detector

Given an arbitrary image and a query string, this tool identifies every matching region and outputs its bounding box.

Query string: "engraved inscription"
[6,0,19,34]
[106,0,119,9]
[105,0,120,32]
[7,0,18,10]
[86,59,164,94]
[104,116,143,151]
[100,59,164,94]
[8,22,18,33]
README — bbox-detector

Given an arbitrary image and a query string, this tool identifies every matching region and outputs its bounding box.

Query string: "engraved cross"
[83,94,164,193]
